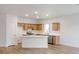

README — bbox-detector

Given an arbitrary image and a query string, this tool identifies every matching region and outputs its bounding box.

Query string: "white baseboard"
[60,43,79,48]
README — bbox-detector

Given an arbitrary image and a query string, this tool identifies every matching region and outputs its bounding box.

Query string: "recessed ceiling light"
[25,14,29,16]
[34,11,38,14]
[46,14,49,16]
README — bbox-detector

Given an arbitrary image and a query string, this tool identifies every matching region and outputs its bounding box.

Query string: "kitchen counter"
[22,35,48,48]
[23,35,48,37]
[34,32,60,36]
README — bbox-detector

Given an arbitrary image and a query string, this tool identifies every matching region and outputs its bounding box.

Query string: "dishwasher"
[48,35,53,44]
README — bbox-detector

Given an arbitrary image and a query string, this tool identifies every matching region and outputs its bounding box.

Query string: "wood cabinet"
[18,23,24,27]
[37,24,42,30]
[52,36,60,45]
[18,23,43,30]
[30,24,37,30]
[23,24,30,30]
[31,24,43,30]
[52,23,60,31]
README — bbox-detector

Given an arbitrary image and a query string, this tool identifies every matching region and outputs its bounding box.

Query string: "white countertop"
[22,35,48,37]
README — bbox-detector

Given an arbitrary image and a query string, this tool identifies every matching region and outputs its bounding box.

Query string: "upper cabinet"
[36,24,43,30]
[17,23,43,30]
[23,24,30,30]
[30,24,38,30]
[52,22,60,31]
[24,24,43,30]
[18,23,24,27]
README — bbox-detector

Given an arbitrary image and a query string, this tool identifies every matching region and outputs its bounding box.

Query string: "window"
[44,24,50,34]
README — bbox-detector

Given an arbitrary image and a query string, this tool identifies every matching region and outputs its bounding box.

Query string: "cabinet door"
[18,23,43,30]
[52,23,60,31]
[52,36,59,45]
[37,24,42,30]
[29,24,36,30]
[23,24,30,30]
[31,24,43,30]
[17,23,25,30]
[18,23,24,27]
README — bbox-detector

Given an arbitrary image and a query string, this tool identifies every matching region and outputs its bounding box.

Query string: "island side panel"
[22,37,48,48]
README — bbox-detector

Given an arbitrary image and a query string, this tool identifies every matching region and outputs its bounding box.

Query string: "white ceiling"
[0,4,79,19]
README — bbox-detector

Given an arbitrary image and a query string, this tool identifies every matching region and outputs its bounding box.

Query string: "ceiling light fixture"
[25,14,29,16]
[34,11,38,14]
[46,14,49,16]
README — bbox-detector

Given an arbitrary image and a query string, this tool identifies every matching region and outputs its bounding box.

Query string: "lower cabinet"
[52,36,60,45]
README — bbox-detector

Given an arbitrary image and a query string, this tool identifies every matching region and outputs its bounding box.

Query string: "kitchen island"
[22,35,48,48]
